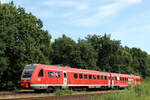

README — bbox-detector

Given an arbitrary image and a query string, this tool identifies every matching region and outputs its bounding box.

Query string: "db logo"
[38,78,41,81]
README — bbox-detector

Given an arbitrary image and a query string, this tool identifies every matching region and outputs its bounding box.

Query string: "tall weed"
[94,79,150,100]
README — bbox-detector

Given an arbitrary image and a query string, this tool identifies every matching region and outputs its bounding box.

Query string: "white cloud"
[143,25,150,30]
[98,2,121,16]
[71,2,122,27]
[0,0,8,3]
[43,1,89,10]
[26,0,143,27]
[71,0,143,27]
[127,0,142,3]
[0,0,23,5]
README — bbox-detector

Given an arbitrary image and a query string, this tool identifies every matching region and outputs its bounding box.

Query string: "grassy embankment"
[94,79,150,100]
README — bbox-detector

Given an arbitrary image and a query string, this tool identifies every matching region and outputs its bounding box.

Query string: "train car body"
[20,64,141,91]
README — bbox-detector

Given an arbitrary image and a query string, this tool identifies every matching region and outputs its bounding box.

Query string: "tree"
[51,35,76,66]
[130,48,147,77]
[0,2,52,89]
[86,34,121,72]
[145,55,150,77]
[72,40,98,70]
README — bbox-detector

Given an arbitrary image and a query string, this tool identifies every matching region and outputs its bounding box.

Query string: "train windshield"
[22,64,36,79]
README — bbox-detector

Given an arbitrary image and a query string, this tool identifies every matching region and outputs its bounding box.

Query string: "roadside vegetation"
[54,89,73,96]
[1,1,150,90]
[95,79,150,100]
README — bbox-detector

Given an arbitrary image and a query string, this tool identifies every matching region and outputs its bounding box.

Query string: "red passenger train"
[20,64,141,91]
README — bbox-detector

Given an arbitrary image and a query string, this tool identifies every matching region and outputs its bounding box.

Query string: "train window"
[79,74,83,79]
[123,78,124,81]
[101,76,103,80]
[38,69,43,77]
[115,77,117,80]
[104,76,107,80]
[56,72,60,78]
[23,70,33,78]
[84,74,88,79]
[74,74,78,79]
[93,75,96,80]
[48,72,53,77]
[89,75,92,79]
[64,73,67,78]
[97,75,100,80]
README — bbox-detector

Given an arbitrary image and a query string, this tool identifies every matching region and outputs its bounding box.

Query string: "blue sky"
[1,0,150,53]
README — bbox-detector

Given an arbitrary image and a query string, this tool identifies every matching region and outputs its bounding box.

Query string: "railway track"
[0,90,122,100]
[0,91,36,96]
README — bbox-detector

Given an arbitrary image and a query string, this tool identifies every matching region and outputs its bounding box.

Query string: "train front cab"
[20,64,37,89]
[21,64,48,90]
[21,64,49,90]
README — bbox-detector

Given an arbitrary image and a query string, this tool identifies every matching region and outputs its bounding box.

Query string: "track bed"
[0,90,122,100]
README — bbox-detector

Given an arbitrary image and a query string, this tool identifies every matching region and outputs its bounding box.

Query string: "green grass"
[94,79,150,100]
[54,89,73,96]
[14,89,34,93]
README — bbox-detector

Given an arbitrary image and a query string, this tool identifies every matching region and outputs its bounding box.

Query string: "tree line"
[0,2,150,90]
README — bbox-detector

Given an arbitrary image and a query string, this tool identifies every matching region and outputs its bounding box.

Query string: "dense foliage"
[0,2,52,90]
[0,2,150,90]
[52,34,150,77]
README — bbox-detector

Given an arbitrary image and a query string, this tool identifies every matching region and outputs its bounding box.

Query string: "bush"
[63,89,73,95]
[54,89,64,96]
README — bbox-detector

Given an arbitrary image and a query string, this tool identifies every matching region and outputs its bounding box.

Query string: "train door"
[111,75,114,88]
[108,75,111,88]
[38,69,44,84]
[63,71,67,87]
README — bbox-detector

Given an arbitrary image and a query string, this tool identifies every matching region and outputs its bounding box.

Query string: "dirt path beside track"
[0,90,122,100]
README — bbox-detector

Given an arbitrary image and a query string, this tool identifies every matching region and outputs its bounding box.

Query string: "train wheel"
[47,87,54,93]
[82,87,87,91]
[34,89,44,93]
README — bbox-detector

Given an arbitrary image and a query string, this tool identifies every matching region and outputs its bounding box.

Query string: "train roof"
[111,73,133,77]
[28,64,140,77]
[36,64,110,75]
